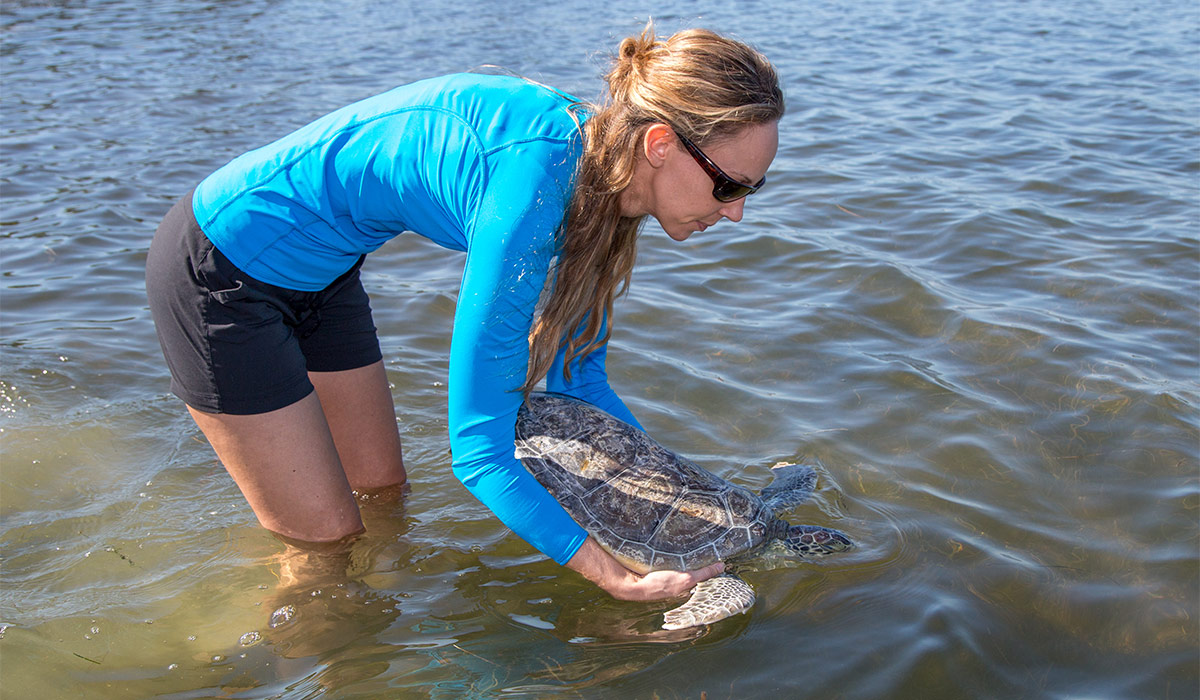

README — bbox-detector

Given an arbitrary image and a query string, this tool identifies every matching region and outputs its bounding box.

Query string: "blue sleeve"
[545,313,643,430]
[446,143,589,566]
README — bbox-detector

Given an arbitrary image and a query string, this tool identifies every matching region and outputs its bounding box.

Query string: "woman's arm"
[446,135,600,566]
[566,537,725,601]
[444,120,720,598]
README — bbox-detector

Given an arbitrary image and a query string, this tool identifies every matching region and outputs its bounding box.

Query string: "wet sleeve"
[545,313,643,430]
[446,143,589,566]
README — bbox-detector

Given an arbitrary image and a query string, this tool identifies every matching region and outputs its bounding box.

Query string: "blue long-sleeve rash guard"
[192,73,642,565]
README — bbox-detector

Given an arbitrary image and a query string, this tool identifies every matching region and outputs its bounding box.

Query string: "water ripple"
[1,0,1197,698]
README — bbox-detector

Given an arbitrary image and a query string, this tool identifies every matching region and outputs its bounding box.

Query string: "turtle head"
[783,524,853,558]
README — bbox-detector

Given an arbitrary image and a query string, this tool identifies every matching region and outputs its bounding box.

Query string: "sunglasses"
[674,129,766,202]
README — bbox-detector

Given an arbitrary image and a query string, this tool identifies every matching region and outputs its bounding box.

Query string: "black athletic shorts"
[145,191,383,415]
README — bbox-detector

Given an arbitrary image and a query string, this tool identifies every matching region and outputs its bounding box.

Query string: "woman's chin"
[664,225,695,241]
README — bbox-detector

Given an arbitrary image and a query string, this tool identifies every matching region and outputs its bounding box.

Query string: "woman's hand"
[565,537,725,601]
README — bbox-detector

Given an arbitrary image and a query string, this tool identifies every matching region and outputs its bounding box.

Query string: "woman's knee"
[270,511,365,545]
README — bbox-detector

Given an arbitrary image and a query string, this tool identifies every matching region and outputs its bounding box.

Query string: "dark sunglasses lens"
[714,184,750,202]
[713,178,761,202]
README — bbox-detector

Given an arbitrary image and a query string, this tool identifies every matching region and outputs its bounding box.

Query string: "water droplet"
[268,604,296,629]
[187,635,197,642]
[90,626,100,635]
[167,663,178,671]
[211,655,224,663]
[238,630,262,647]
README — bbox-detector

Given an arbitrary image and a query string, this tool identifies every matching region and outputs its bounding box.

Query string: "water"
[2,0,1197,697]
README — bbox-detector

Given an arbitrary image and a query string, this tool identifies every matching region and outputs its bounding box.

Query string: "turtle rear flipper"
[760,463,817,511]
[661,574,755,630]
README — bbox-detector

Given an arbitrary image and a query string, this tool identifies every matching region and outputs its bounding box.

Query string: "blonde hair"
[522,22,784,395]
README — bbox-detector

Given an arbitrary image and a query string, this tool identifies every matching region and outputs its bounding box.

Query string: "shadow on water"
[393,553,721,698]
[383,468,907,699]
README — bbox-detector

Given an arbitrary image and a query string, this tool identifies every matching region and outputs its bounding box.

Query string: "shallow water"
[2,0,1197,698]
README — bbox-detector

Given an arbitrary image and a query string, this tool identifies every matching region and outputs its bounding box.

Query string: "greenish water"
[2,1,1197,698]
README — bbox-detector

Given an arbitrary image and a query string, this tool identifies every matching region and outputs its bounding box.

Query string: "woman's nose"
[718,197,746,223]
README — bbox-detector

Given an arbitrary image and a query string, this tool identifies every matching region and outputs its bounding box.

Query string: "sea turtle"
[514,392,853,630]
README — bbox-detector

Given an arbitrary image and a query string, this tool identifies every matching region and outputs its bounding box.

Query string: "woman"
[146,24,782,601]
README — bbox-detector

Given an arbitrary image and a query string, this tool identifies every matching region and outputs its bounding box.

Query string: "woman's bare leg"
[186,361,405,584]
[308,360,407,493]
[187,393,365,543]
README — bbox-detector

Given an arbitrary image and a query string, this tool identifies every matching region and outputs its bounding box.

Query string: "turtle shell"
[514,393,775,573]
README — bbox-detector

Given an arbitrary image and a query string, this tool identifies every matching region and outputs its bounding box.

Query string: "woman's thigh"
[309,360,407,491]
[188,392,365,543]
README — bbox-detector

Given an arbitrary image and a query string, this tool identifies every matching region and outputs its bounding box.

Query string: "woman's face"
[642,121,779,241]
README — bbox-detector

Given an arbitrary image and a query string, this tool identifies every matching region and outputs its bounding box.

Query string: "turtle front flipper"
[760,463,817,511]
[661,574,755,630]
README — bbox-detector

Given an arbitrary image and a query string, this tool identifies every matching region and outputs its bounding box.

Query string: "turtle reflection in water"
[514,392,853,630]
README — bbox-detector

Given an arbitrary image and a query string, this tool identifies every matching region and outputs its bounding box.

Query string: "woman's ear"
[642,123,675,169]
